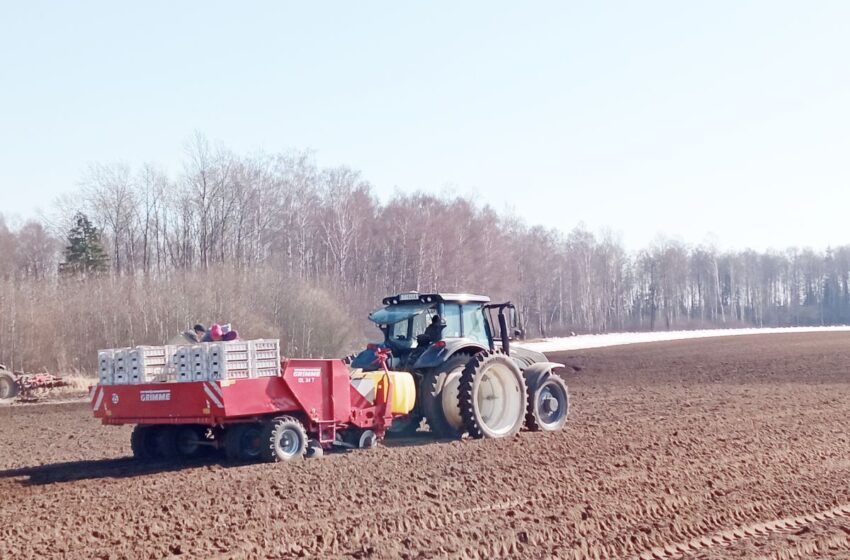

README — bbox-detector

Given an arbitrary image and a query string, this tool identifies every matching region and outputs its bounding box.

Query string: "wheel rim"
[536,381,568,428]
[358,430,376,449]
[475,362,522,436]
[276,428,301,457]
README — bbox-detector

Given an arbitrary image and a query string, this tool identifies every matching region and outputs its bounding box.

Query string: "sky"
[1,1,849,252]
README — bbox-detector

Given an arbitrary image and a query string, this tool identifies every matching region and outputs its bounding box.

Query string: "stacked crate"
[251,339,281,377]
[128,346,174,384]
[112,349,131,385]
[97,339,282,385]
[97,350,116,385]
[175,345,207,382]
[208,341,251,381]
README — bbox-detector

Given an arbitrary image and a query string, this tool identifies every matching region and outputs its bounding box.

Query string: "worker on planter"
[202,323,224,342]
[182,323,207,343]
[201,323,240,342]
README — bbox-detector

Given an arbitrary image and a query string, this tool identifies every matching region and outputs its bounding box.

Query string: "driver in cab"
[422,314,446,345]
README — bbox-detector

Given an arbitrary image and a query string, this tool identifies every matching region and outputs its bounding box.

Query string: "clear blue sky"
[2,1,849,251]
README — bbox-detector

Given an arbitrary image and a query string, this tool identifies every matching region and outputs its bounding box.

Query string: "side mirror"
[513,328,524,340]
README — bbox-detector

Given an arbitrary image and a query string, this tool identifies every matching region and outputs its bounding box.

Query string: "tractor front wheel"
[526,374,570,432]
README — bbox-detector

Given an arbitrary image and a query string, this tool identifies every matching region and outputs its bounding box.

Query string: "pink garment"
[209,323,223,341]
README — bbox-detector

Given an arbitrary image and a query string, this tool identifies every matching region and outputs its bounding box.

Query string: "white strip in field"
[514,325,850,353]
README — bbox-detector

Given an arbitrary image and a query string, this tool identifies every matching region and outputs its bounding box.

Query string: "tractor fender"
[521,361,567,388]
[413,338,488,369]
[509,346,549,369]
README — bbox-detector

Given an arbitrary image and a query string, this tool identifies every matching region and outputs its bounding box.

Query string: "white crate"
[190,345,209,382]
[128,345,173,384]
[98,350,114,385]
[112,349,131,385]
[174,346,194,382]
[129,345,169,366]
[251,339,280,377]
[163,344,179,382]
[208,342,251,380]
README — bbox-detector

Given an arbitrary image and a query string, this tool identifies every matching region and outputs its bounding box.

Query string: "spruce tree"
[60,212,109,276]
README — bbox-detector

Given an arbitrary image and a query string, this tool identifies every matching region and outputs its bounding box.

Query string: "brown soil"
[1,333,848,559]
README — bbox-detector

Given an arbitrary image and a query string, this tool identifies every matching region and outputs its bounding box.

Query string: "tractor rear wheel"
[264,416,308,462]
[526,375,569,432]
[421,352,475,439]
[0,372,19,401]
[458,351,527,439]
[224,423,266,462]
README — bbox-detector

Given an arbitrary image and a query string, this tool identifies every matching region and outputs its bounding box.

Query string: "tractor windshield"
[369,303,430,326]
[370,303,436,347]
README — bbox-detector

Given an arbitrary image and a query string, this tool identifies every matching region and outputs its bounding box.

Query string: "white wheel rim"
[475,362,522,436]
[359,430,376,448]
[536,382,567,427]
[278,428,301,456]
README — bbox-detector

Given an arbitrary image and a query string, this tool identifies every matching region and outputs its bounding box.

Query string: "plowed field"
[1,333,849,559]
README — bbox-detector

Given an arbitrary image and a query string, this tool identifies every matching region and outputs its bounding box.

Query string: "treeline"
[1,134,849,372]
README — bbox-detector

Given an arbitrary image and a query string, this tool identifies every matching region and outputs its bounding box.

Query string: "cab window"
[411,310,431,339]
[441,304,462,338]
[389,321,409,341]
[462,304,487,345]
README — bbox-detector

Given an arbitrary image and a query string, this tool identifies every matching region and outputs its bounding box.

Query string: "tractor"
[349,292,570,438]
[0,363,68,403]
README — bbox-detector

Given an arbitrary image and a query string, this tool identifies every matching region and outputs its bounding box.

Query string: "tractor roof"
[382,292,491,306]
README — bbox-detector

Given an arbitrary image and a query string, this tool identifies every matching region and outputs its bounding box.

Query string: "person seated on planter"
[221,323,240,341]
[202,323,224,342]
[182,323,207,343]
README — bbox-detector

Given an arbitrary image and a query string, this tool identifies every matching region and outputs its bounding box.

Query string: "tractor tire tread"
[421,352,476,439]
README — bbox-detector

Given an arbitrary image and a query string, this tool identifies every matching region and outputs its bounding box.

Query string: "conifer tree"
[60,212,109,276]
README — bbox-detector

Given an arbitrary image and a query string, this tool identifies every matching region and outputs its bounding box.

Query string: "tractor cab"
[351,292,492,371]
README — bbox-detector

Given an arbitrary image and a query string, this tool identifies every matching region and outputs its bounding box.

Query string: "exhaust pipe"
[498,308,510,356]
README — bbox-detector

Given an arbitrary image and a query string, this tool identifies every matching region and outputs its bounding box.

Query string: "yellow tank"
[349,370,416,415]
